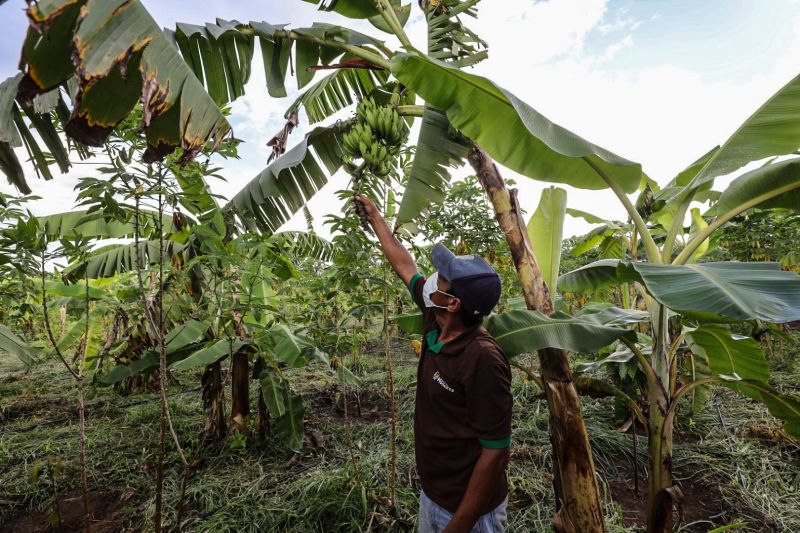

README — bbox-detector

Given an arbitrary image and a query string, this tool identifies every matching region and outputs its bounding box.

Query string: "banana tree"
[554,77,800,530]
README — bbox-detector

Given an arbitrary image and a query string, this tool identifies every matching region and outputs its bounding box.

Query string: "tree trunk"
[201,362,226,441]
[230,304,250,435]
[230,348,250,434]
[646,303,682,533]
[468,147,605,533]
[256,388,269,442]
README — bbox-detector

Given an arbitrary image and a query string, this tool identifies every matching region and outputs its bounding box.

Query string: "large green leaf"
[259,370,288,418]
[170,19,385,107]
[620,261,800,323]
[651,147,719,212]
[710,157,800,216]
[63,240,178,281]
[0,75,23,149]
[557,259,622,294]
[719,378,800,440]
[169,19,255,106]
[171,338,247,371]
[690,326,768,383]
[19,0,230,160]
[0,324,40,366]
[484,309,635,357]
[527,187,566,301]
[268,231,334,263]
[56,321,85,353]
[391,53,642,192]
[0,74,26,193]
[573,303,649,326]
[275,393,305,451]
[164,319,210,353]
[45,281,107,301]
[561,260,800,323]
[396,107,471,224]
[686,72,800,194]
[97,320,208,381]
[267,324,317,367]
[569,226,615,257]
[224,125,345,236]
[38,210,175,240]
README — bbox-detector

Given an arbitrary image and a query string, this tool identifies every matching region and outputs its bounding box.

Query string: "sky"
[2,0,800,239]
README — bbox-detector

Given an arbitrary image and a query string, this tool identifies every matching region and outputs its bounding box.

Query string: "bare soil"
[308,384,395,424]
[607,462,773,532]
[4,489,132,532]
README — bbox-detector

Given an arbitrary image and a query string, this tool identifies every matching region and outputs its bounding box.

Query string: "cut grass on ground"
[1,340,799,532]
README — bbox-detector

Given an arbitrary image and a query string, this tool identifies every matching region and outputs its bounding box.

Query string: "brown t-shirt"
[408,273,512,514]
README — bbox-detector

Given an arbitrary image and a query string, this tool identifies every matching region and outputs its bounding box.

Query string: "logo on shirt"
[432,371,454,393]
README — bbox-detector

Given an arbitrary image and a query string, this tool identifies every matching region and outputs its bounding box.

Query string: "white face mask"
[422,272,456,309]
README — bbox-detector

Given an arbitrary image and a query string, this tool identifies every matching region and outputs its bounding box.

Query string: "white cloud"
[468,2,800,236]
[595,33,633,62]
[476,0,609,66]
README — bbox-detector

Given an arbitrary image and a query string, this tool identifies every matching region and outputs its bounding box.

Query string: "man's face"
[431,275,457,309]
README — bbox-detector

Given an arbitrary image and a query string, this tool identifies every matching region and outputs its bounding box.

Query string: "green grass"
[1,339,799,532]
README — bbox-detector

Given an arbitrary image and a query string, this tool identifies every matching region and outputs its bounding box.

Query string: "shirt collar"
[426,325,483,355]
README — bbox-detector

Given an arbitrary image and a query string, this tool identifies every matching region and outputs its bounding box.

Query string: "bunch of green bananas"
[341,97,408,177]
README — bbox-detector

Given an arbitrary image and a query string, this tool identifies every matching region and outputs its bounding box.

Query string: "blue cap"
[431,243,501,316]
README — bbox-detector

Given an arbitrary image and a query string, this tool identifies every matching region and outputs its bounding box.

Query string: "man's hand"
[443,448,508,533]
[353,194,379,222]
[353,194,418,287]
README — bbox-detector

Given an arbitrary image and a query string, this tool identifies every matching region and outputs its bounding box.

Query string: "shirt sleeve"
[408,273,425,311]
[465,341,513,448]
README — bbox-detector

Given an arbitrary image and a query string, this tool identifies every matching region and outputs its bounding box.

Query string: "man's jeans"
[418,491,508,533]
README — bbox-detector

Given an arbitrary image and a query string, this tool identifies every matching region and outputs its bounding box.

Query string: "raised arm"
[353,195,418,287]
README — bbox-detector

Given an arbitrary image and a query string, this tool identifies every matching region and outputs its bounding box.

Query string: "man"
[354,196,512,533]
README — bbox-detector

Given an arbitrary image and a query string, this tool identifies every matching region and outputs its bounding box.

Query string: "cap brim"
[431,243,456,280]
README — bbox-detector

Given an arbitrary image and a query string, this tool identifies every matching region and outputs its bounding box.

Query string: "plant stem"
[341,375,362,485]
[154,169,166,533]
[375,0,413,49]
[667,377,720,422]
[40,253,79,380]
[234,26,393,67]
[383,260,397,507]
[620,336,658,390]
[78,267,92,533]
[396,104,425,117]
[581,157,662,263]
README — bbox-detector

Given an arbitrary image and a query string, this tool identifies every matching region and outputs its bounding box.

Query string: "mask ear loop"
[433,289,456,300]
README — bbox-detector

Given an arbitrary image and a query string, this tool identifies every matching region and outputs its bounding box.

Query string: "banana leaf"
[0,324,40,366]
[484,309,636,357]
[392,53,642,192]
